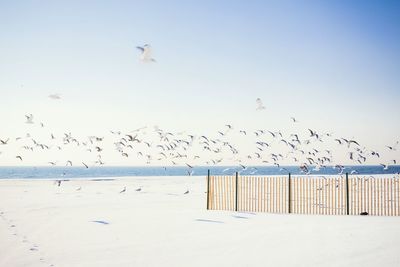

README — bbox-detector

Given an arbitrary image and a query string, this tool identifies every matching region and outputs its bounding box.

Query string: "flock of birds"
[0,44,398,178]
[0,98,398,177]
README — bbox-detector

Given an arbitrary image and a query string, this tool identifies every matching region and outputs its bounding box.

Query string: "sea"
[0,165,399,179]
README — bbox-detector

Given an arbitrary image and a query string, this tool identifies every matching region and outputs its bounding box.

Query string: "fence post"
[346,172,349,215]
[288,173,291,213]
[235,172,239,211]
[207,169,210,210]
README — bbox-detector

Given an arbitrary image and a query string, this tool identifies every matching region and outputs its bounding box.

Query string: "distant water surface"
[0,166,398,179]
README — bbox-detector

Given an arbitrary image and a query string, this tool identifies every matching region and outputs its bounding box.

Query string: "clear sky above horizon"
[0,0,399,166]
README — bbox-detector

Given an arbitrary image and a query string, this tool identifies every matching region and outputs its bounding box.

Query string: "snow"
[1,176,399,267]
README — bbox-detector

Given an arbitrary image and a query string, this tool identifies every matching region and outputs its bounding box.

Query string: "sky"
[0,0,399,166]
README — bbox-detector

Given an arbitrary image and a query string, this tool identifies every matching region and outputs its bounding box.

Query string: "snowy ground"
[0,176,399,267]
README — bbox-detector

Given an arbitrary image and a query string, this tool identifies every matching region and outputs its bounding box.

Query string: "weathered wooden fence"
[206,172,400,216]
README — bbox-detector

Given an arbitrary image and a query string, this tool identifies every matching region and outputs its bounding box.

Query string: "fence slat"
[357,177,360,215]
[311,178,315,214]
[368,177,372,215]
[394,178,397,216]
[263,177,267,212]
[259,177,262,212]
[293,177,296,214]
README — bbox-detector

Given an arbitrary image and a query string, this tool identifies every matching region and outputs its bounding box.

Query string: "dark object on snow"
[360,212,368,215]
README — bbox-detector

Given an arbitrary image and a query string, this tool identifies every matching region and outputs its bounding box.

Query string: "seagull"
[136,44,156,62]
[186,163,193,169]
[16,155,23,161]
[308,129,318,139]
[0,138,9,145]
[380,164,389,170]
[299,164,309,174]
[25,114,34,124]
[135,187,142,192]
[48,94,61,100]
[184,190,189,194]
[290,117,298,123]
[256,98,266,110]
[333,139,342,145]
[371,151,380,157]
[82,162,89,168]
[119,187,126,193]
[335,165,345,175]
[267,131,276,138]
[347,140,360,148]
[239,164,247,170]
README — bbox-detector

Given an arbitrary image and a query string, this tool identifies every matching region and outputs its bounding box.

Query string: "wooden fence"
[206,173,400,216]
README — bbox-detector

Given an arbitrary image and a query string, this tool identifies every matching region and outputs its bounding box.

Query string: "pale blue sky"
[0,1,399,165]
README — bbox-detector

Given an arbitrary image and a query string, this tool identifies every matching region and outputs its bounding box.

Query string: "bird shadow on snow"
[91,220,110,225]
[231,212,257,219]
[232,215,249,219]
[195,219,224,224]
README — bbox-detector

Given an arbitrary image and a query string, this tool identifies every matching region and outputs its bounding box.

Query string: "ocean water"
[0,165,399,179]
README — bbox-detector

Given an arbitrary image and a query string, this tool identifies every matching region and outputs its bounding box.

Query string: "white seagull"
[256,98,265,111]
[25,114,34,124]
[48,94,61,100]
[136,44,156,62]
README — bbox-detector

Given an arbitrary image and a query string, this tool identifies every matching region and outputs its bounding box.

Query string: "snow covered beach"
[1,176,400,267]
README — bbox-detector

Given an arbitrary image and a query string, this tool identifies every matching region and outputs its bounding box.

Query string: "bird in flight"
[25,114,34,124]
[136,44,156,62]
[48,94,61,100]
[256,98,266,111]
[380,164,389,170]
[186,163,193,169]
[0,138,9,145]
[119,187,126,193]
